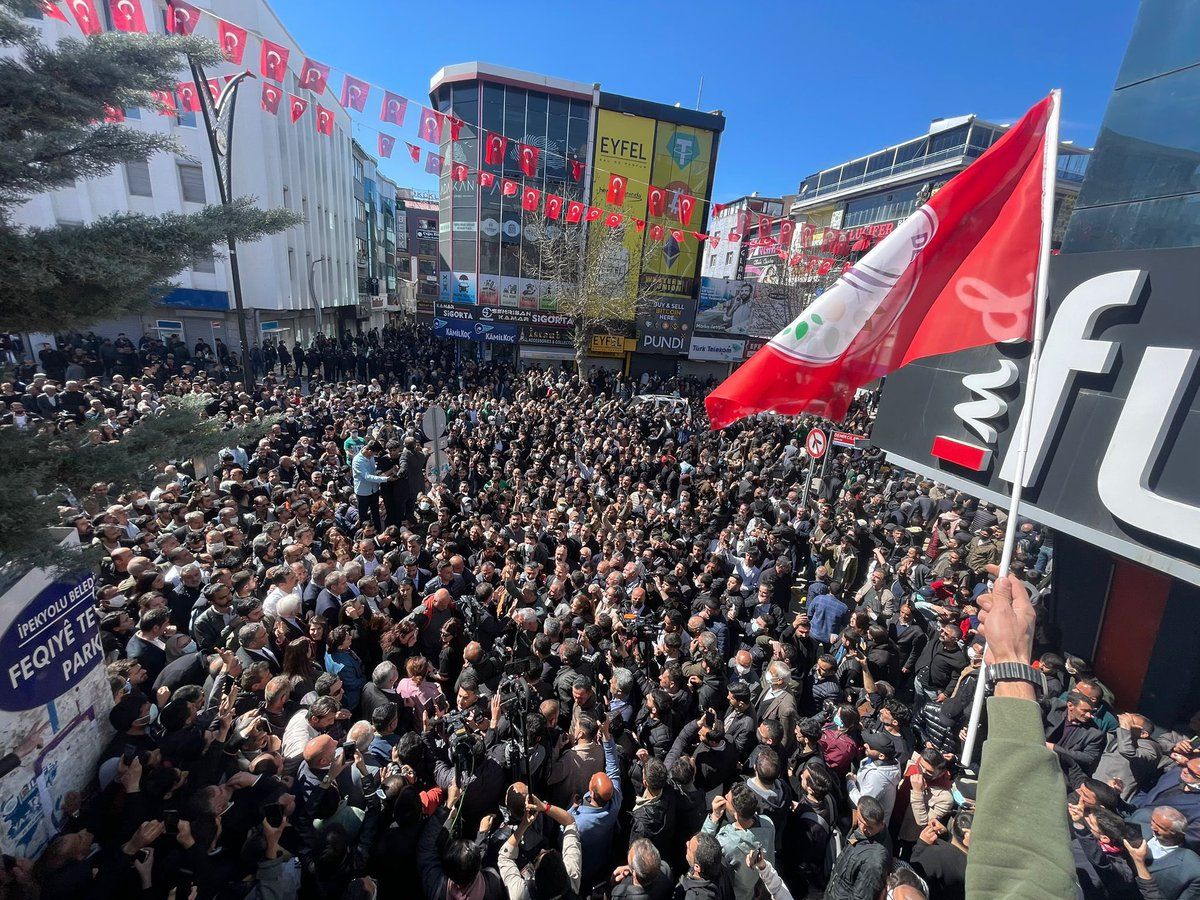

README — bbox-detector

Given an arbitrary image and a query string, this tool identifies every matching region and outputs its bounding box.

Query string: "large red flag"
[260,40,289,82]
[108,0,146,32]
[66,0,101,34]
[706,94,1054,428]
[218,20,247,64]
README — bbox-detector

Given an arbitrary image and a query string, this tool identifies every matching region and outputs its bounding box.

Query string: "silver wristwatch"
[988,661,1046,697]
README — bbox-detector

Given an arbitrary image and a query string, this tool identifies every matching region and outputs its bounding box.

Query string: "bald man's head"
[303,734,336,770]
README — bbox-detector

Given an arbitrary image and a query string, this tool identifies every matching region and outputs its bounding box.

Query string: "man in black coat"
[396,436,426,522]
[1044,692,1106,785]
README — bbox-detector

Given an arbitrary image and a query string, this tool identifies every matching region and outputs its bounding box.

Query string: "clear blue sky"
[273,0,1139,203]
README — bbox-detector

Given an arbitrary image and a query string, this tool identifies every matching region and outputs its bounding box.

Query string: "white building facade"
[11,0,358,350]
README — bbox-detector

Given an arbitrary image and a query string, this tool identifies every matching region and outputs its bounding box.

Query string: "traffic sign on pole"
[421,405,448,440]
[806,427,828,460]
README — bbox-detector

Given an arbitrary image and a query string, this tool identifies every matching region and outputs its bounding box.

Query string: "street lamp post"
[309,256,329,336]
[187,58,256,393]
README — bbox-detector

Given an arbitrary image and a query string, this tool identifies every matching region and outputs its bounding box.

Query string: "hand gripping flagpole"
[960,89,1061,769]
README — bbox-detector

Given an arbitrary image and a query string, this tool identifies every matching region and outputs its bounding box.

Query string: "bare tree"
[523,218,665,370]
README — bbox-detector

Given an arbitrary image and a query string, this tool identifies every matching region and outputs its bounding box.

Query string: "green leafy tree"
[0,0,293,570]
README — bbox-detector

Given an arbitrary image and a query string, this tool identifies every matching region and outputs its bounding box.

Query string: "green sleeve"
[964,696,1077,899]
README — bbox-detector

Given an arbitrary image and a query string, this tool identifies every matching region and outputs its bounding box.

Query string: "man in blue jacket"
[807,583,849,649]
[570,715,623,887]
[351,441,392,531]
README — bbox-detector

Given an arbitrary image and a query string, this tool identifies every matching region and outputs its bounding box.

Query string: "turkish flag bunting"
[500,178,519,197]
[341,76,370,113]
[484,132,508,166]
[218,20,247,64]
[451,163,469,183]
[647,185,666,218]
[728,231,742,242]
[260,83,282,115]
[807,258,820,274]
[40,1,67,21]
[565,201,584,223]
[518,144,540,178]
[418,108,444,144]
[569,159,585,182]
[713,203,725,217]
[677,194,696,226]
[604,212,624,228]
[670,229,685,244]
[606,174,627,207]
[789,254,802,266]
[691,232,708,243]
[176,82,200,113]
[585,206,603,222]
[66,0,101,34]
[706,93,1053,429]
[757,214,774,241]
[298,58,330,94]
[521,187,541,212]
[448,117,464,141]
[288,95,308,123]
[425,152,444,175]
[205,78,221,103]
[103,105,124,123]
[108,0,147,32]
[708,234,720,247]
[406,142,421,163]
[634,219,646,233]
[151,90,177,116]
[315,105,334,136]
[380,92,407,127]
[260,40,289,82]
[778,220,794,249]
[477,172,495,188]
[800,223,815,248]
[378,133,395,158]
[165,0,199,33]
[649,224,664,241]
[544,195,564,220]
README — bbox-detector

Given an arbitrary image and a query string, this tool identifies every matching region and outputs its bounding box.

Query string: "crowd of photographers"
[3,321,1199,900]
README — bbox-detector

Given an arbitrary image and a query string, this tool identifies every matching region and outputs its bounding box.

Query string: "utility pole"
[187,58,256,392]
[309,256,328,336]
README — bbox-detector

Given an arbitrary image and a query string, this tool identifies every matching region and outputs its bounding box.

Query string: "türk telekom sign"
[872,246,1200,587]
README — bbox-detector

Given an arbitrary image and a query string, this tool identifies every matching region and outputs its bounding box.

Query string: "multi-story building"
[701,194,784,280]
[789,114,1091,249]
[352,143,402,331]
[11,0,358,349]
[427,62,725,372]
[393,190,440,319]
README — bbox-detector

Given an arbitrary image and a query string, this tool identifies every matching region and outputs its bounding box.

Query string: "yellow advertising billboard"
[641,123,715,297]
[591,109,658,299]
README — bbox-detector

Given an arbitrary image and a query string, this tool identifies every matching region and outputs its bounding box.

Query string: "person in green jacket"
[966,572,1078,898]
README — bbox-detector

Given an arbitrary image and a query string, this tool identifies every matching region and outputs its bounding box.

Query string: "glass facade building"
[1062,0,1200,253]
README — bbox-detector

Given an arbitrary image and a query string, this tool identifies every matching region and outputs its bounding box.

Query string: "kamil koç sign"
[872,246,1200,587]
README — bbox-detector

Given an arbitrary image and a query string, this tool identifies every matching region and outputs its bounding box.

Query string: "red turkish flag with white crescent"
[176,82,200,113]
[406,143,421,163]
[569,159,585,182]
[380,92,407,127]
[690,232,708,243]
[40,1,68,21]
[585,206,603,222]
[260,40,289,82]
[108,0,146,32]
[707,94,1053,428]
[521,187,542,212]
[205,78,221,103]
[565,201,584,223]
[484,132,508,166]
[518,144,540,178]
[166,0,198,33]
[634,219,646,233]
[260,83,282,115]
[604,212,624,228]
[477,172,496,188]
[288,95,308,123]
[66,0,102,35]
[298,58,330,94]
[606,174,627,207]
[670,229,685,244]
[340,76,370,113]
[649,224,664,241]
[677,194,696,226]
[151,90,177,116]
[647,185,666,218]
[425,152,444,175]
[218,20,247,64]
[315,105,334,136]
[500,178,519,197]
[544,195,563,220]
[757,214,774,243]
[778,220,794,250]
[418,108,444,144]
[378,133,395,158]
[451,163,469,183]
[448,117,464,141]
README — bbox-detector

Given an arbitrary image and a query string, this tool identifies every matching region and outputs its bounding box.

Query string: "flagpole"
[961,89,1061,769]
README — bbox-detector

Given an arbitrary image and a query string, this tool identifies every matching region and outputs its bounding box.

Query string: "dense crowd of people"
[1,320,1198,900]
